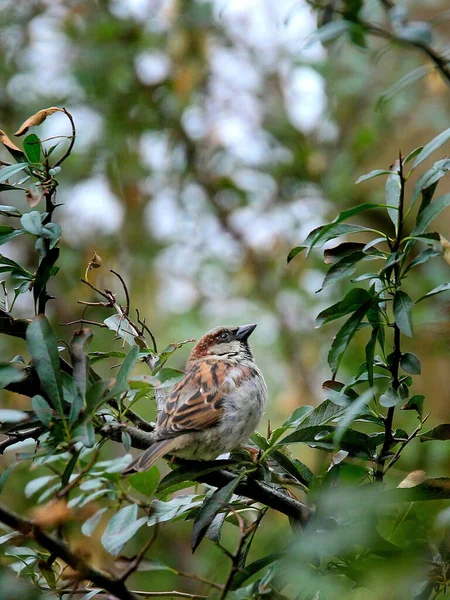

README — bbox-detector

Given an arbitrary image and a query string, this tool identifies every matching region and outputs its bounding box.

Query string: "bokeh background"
[0,0,450,597]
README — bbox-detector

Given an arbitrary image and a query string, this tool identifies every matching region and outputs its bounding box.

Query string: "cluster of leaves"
[2,109,450,600]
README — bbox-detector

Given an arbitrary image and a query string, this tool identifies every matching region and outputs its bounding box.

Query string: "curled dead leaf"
[31,499,71,528]
[397,470,427,489]
[25,190,41,208]
[90,251,102,269]
[15,107,64,137]
[0,130,23,154]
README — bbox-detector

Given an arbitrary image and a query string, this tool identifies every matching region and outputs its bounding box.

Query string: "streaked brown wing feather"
[155,360,245,439]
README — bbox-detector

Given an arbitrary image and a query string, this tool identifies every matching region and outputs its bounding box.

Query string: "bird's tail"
[124,438,178,474]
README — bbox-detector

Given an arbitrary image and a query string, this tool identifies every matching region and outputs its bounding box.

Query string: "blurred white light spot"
[135,51,171,85]
[283,66,326,132]
[61,177,124,243]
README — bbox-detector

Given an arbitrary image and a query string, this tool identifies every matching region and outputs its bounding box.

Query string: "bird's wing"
[155,360,246,439]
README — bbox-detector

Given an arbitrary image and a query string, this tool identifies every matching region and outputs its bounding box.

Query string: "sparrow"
[125,324,267,472]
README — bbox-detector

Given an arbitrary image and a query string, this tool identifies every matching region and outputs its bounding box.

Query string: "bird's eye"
[219,332,228,340]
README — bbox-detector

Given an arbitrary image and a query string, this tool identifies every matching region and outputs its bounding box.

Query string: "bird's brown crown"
[188,324,256,364]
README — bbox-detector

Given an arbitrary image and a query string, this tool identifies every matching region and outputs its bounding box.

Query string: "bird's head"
[188,324,257,364]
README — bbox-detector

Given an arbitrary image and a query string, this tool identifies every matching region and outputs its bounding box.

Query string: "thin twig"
[59,319,107,328]
[56,444,103,499]
[384,413,430,474]
[120,525,159,582]
[111,270,130,316]
[53,108,77,168]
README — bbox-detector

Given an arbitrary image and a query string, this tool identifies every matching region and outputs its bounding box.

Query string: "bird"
[125,323,267,473]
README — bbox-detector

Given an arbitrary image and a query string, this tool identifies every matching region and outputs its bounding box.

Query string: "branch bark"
[0,504,139,600]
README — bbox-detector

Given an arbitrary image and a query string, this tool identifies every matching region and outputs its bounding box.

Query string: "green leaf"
[230,552,284,591]
[158,460,236,495]
[413,128,450,168]
[401,394,424,418]
[316,289,372,329]
[104,314,138,346]
[191,475,242,552]
[85,380,111,415]
[101,504,147,556]
[147,495,204,527]
[300,399,343,427]
[328,301,372,375]
[400,352,421,375]
[420,425,450,442]
[129,466,160,497]
[287,246,304,263]
[277,425,375,457]
[355,169,395,184]
[0,363,26,388]
[393,291,414,337]
[411,159,450,206]
[33,248,59,310]
[0,225,24,246]
[107,345,139,397]
[377,66,431,109]
[0,409,28,423]
[61,449,81,488]
[413,195,450,237]
[82,507,108,537]
[385,172,401,227]
[334,389,374,448]
[270,450,313,487]
[306,20,351,46]
[20,211,43,236]
[417,282,450,303]
[365,327,378,387]
[26,316,64,414]
[380,387,400,408]
[404,247,441,274]
[23,134,41,163]
[0,162,30,184]
[307,204,382,254]
[323,242,366,264]
[282,406,313,427]
[88,351,126,365]
[0,185,26,193]
[31,395,53,427]
[74,422,96,448]
[0,466,14,496]
[319,251,366,291]
[25,475,56,498]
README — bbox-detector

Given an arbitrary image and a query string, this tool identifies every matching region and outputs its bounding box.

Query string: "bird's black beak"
[235,323,257,342]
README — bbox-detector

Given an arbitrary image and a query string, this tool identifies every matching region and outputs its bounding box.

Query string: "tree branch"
[0,504,139,600]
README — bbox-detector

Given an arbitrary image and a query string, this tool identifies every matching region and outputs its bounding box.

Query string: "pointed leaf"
[412,194,450,236]
[417,282,450,303]
[101,504,146,556]
[191,476,242,552]
[400,352,421,375]
[32,395,53,427]
[393,291,414,337]
[26,316,64,414]
[328,301,372,375]
[413,128,450,168]
[23,134,41,163]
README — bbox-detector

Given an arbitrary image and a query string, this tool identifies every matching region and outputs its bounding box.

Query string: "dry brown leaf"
[31,499,71,528]
[397,470,427,489]
[440,235,450,266]
[90,251,102,269]
[25,190,42,208]
[15,107,64,137]
[0,130,23,153]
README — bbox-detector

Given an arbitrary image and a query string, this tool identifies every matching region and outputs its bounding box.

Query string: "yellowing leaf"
[398,470,427,489]
[440,235,450,265]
